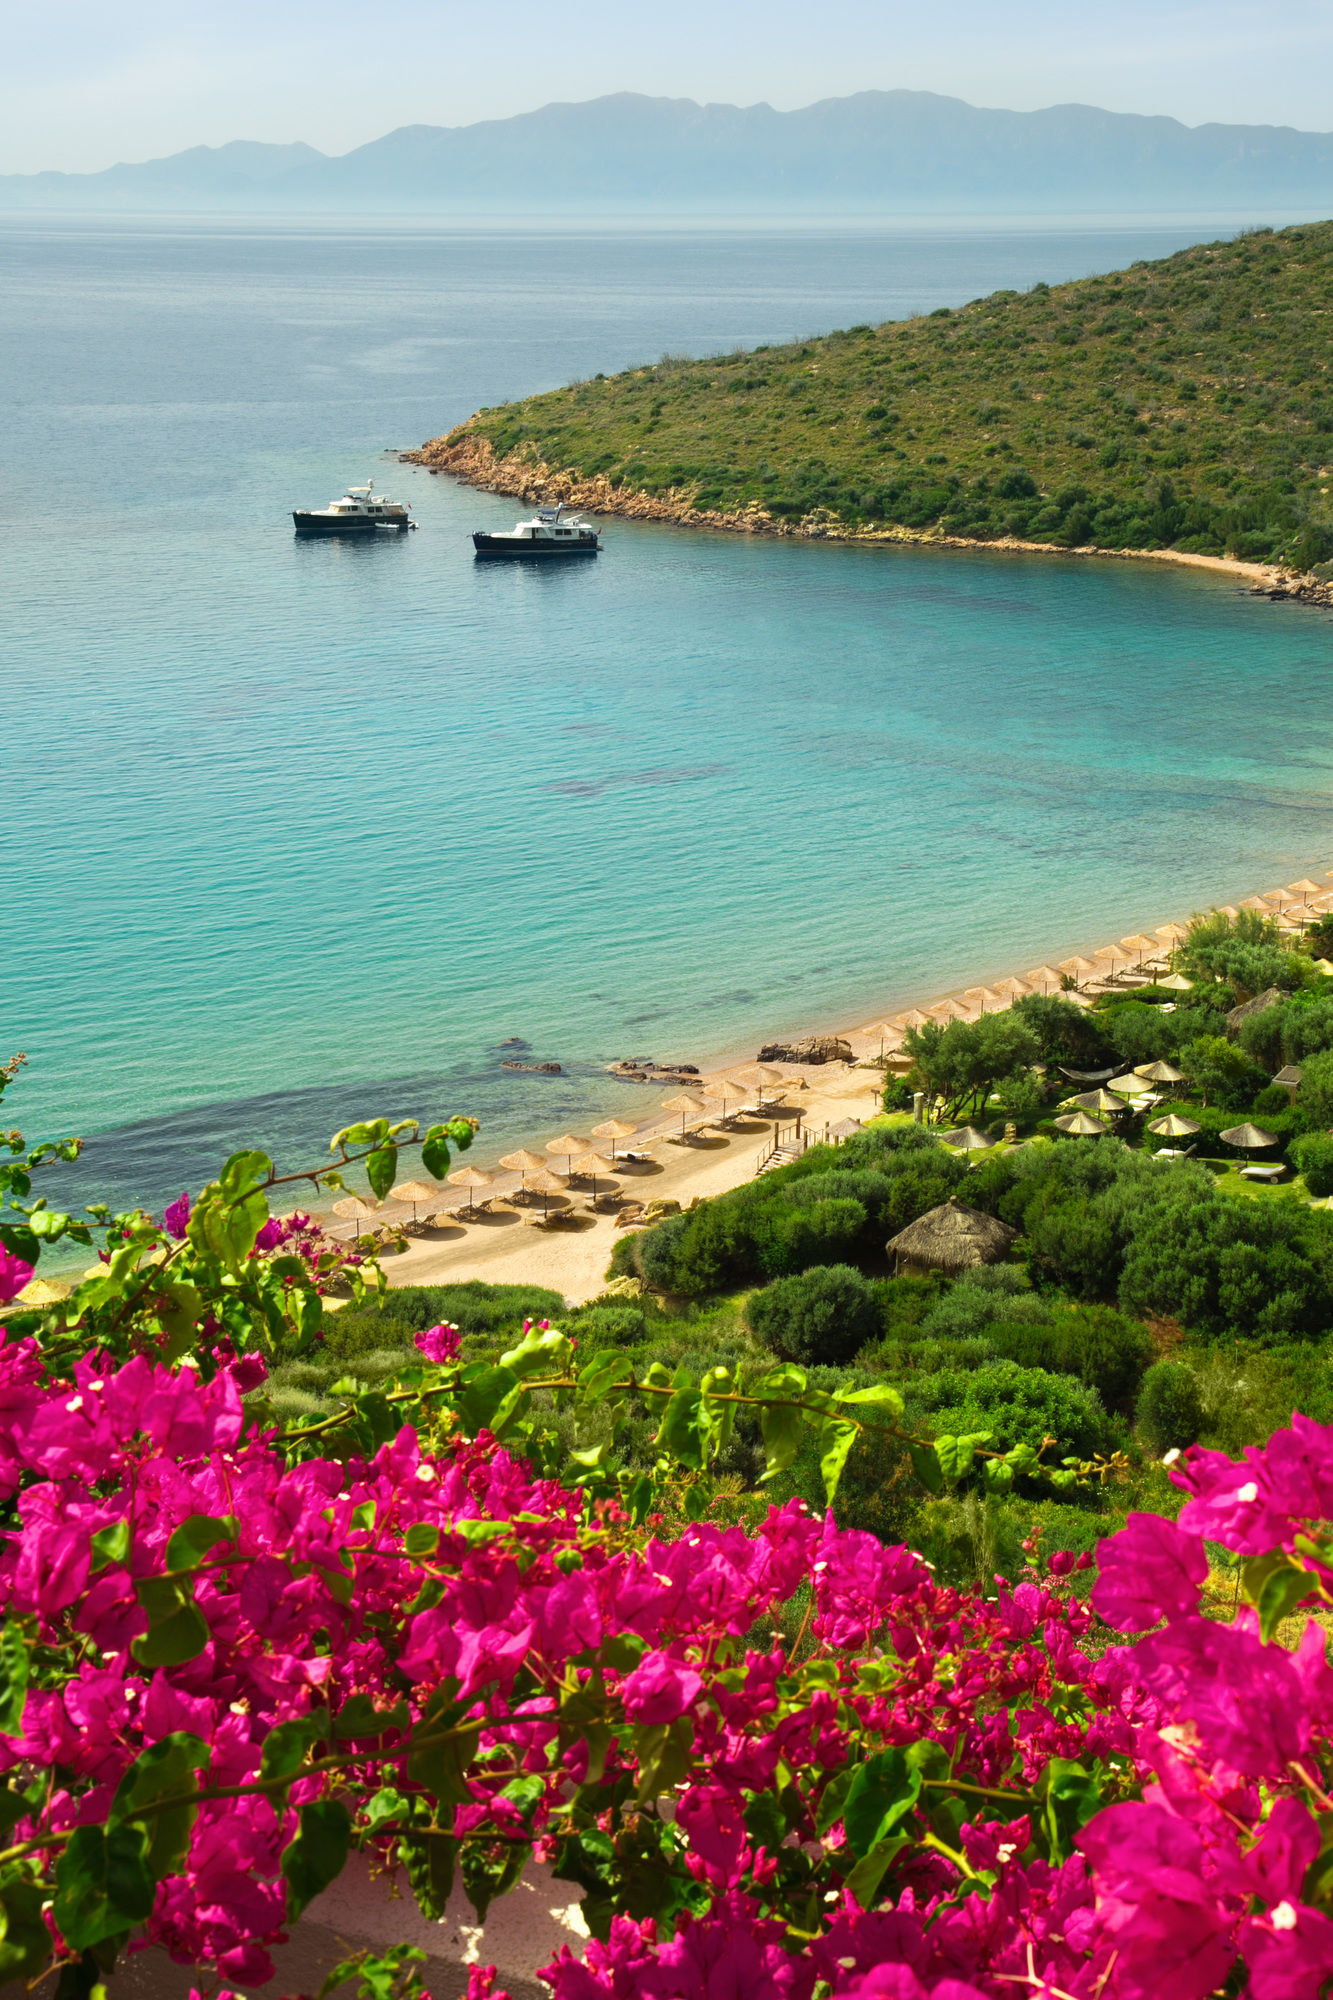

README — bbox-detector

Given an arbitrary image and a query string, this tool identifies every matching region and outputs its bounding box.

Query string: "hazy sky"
[5,0,1333,175]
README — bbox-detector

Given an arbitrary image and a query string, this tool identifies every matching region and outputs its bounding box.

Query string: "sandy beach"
[361,864,1333,1309]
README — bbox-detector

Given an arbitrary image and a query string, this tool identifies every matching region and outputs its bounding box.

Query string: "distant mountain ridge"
[4,91,1333,215]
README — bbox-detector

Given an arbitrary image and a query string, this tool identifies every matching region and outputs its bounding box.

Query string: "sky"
[4,0,1333,176]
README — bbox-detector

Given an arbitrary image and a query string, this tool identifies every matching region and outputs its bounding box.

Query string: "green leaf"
[407,1695,479,1804]
[579,1350,634,1405]
[983,1457,1015,1492]
[499,1326,573,1380]
[130,1577,209,1668]
[400,1830,457,1921]
[53,1824,156,1949]
[908,1442,945,1496]
[0,1875,52,1978]
[282,1799,351,1920]
[260,1713,331,1783]
[333,1695,409,1743]
[819,1418,859,1505]
[461,1839,526,1925]
[933,1431,992,1487]
[403,1523,440,1559]
[657,1387,707,1471]
[108,1733,210,1880]
[420,1127,452,1180]
[1035,1758,1103,1864]
[758,1399,805,1482]
[844,1835,909,1910]
[837,1383,905,1418]
[0,1621,28,1737]
[1258,1562,1313,1642]
[454,1363,524,1439]
[331,1124,374,1153]
[365,1146,398,1202]
[164,1514,236,1574]
[320,1943,429,2000]
[843,1748,922,1858]
[218,1148,273,1198]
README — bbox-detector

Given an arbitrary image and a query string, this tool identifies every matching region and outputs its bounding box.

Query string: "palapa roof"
[1225,987,1285,1036]
[1219,1123,1280,1150]
[886,1198,1017,1272]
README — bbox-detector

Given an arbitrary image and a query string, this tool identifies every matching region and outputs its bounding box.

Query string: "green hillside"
[433,221,1333,565]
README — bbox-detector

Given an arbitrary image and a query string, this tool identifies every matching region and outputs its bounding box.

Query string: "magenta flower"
[0,1246,33,1305]
[620,1649,703,1722]
[415,1323,461,1364]
[1091,1511,1207,1631]
[163,1191,191,1239]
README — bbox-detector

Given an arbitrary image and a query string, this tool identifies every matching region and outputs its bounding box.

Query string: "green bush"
[323,1280,566,1360]
[744,1263,882,1365]
[907,1359,1118,1462]
[1291,1131,1333,1197]
[1299,1049,1333,1131]
[770,1197,867,1276]
[882,1076,915,1111]
[1137,1360,1205,1452]
[986,1304,1154,1412]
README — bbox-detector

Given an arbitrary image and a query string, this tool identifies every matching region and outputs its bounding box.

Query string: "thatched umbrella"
[447,1164,494,1216]
[524,1168,568,1218]
[941,1125,997,1151]
[1069,1088,1131,1114]
[1220,1122,1280,1154]
[1239,897,1273,914]
[663,1091,707,1137]
[862,1023,903,1059]
[333,1194,386,1236]
[1155,972,1193,992]
[1108,1072,1154,1097]
[964,987,1007,1013]
[572,1151,619,1198]
[891,1008,932,1031]
[993,976,1031,1001]
[1058,956,1099,984]
[1156,923,1189,944]
[1055,1110,1109,1136]
[1264,889,1300,910]
[1025,966,1062,993]
[929,997,974,1022]
[591,1117,639,1158]
[1289,878,1324,907]
[391,1179,442,1223]
[12,1276,70,1306]
[886,1198,1017,1275]
[731,1062,788,1106]
[498,1148,550,1200]
[546,1133,591,1176]
[702,1076,742,1122]
[1135,1059,1187,1086]
[1148,1112,1201,1139]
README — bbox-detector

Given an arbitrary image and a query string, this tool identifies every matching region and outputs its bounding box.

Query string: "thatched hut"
[886,1198,1018,1276]
[1225,987,1284,1039]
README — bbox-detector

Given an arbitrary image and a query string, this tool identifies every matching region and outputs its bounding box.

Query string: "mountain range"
[4,91,1333,216]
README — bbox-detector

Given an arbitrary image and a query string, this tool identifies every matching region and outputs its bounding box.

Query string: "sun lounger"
[1240,1162,1286,1182]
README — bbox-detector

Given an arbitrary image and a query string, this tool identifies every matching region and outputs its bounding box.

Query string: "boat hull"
[293,513,408,535]
[472,532,598,558]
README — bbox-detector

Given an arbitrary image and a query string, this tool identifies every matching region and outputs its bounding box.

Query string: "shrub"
[1137,1359,1205,1452]
[744,1263,882,1365]
[1291,1130,1333,1196]
[636,1210,694,1291]
[882,1076,915,1111]
[987,1304,1154,1411]
[324,1280,565,1359]
[1299,1048,1333,1131]
[907,1359,1118,1462]
[769,1197,867,1276]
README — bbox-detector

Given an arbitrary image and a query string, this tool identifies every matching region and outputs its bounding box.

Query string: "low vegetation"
[438,220,1333,566]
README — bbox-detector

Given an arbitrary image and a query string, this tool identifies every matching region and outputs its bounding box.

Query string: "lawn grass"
[427,220,1333,568]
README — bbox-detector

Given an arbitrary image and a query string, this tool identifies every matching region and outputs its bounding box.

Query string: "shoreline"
[358,859,1333,1306]
[405,433,1333,607]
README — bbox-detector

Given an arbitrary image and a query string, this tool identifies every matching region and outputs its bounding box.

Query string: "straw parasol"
[702,1076,743,1120]
[1135,1059,1187,1085]
[731,1062,788,1102]
[499,1148,547,1175]
[1239,896,1273,914]
[13,1277,71,1307]
[572,1151,619,1198]
[524,1168,569,1218]
[1148,1112,1201,1139]
[992,976,1031,1000]
[392,1179,442,1222]
[1058,956,1099,983]
[1156,923,1189,944]
[546,1134,591,1175]
[1069,1088,1131,1113]
[1025,966,1061,993]
[863,1023,904,1057]
[1055,1110,1108,1136]
[447,1164,494,1216]
[940,1125,998,1151]
[332,1194,386,1234]
[1108,1072,1154,1097]
[1265,889,1300,909]
[886,1198,1017,1275]
[964,987,1007,1013]
[1155,972,1193,992]
[1289,879,1324,904]
[591,1117,638,1158]
[891,1009,932,1031]
[1121,934,1161,964]
[929,997,974,1022]
[663,1091,707,1136]
[1219,1123,1280,1153]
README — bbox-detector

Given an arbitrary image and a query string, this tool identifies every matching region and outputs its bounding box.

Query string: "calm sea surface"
[4,216,1333,1222]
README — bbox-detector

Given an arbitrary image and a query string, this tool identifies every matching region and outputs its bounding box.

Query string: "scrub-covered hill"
[415,221,1333,567]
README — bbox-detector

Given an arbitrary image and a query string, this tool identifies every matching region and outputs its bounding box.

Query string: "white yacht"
[473,504,600,558]
[293,482,415,535]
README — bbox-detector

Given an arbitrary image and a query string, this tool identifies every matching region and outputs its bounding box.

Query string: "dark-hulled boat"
[293,482,415,535]
[473,505,600,558]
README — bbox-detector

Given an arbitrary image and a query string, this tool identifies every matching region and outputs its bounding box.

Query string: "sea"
[5,214,1333,1231]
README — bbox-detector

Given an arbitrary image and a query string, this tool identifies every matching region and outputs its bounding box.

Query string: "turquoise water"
[5,216,1333,1220]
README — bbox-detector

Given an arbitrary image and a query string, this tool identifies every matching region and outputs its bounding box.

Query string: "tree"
[903,1012,1040,1122]
[1181,1033,1259,1108]
[1178,908,1303,1000]
[1137,1360,1205,1452]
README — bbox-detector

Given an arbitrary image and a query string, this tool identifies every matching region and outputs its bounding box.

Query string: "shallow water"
[4,216,1332,1221]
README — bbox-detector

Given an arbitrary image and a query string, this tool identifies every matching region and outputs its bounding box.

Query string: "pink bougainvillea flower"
[0,1246,33,1305]
[620,1649,704,1723]
[415,1323,462,1364]
[162,1191,191,1239]
[1091,1511,1208,1631]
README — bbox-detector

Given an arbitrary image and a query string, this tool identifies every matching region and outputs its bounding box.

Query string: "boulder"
[755,1036,854,1066]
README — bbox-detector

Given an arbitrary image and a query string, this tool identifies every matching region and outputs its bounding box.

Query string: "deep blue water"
[4,216,1332,1225]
